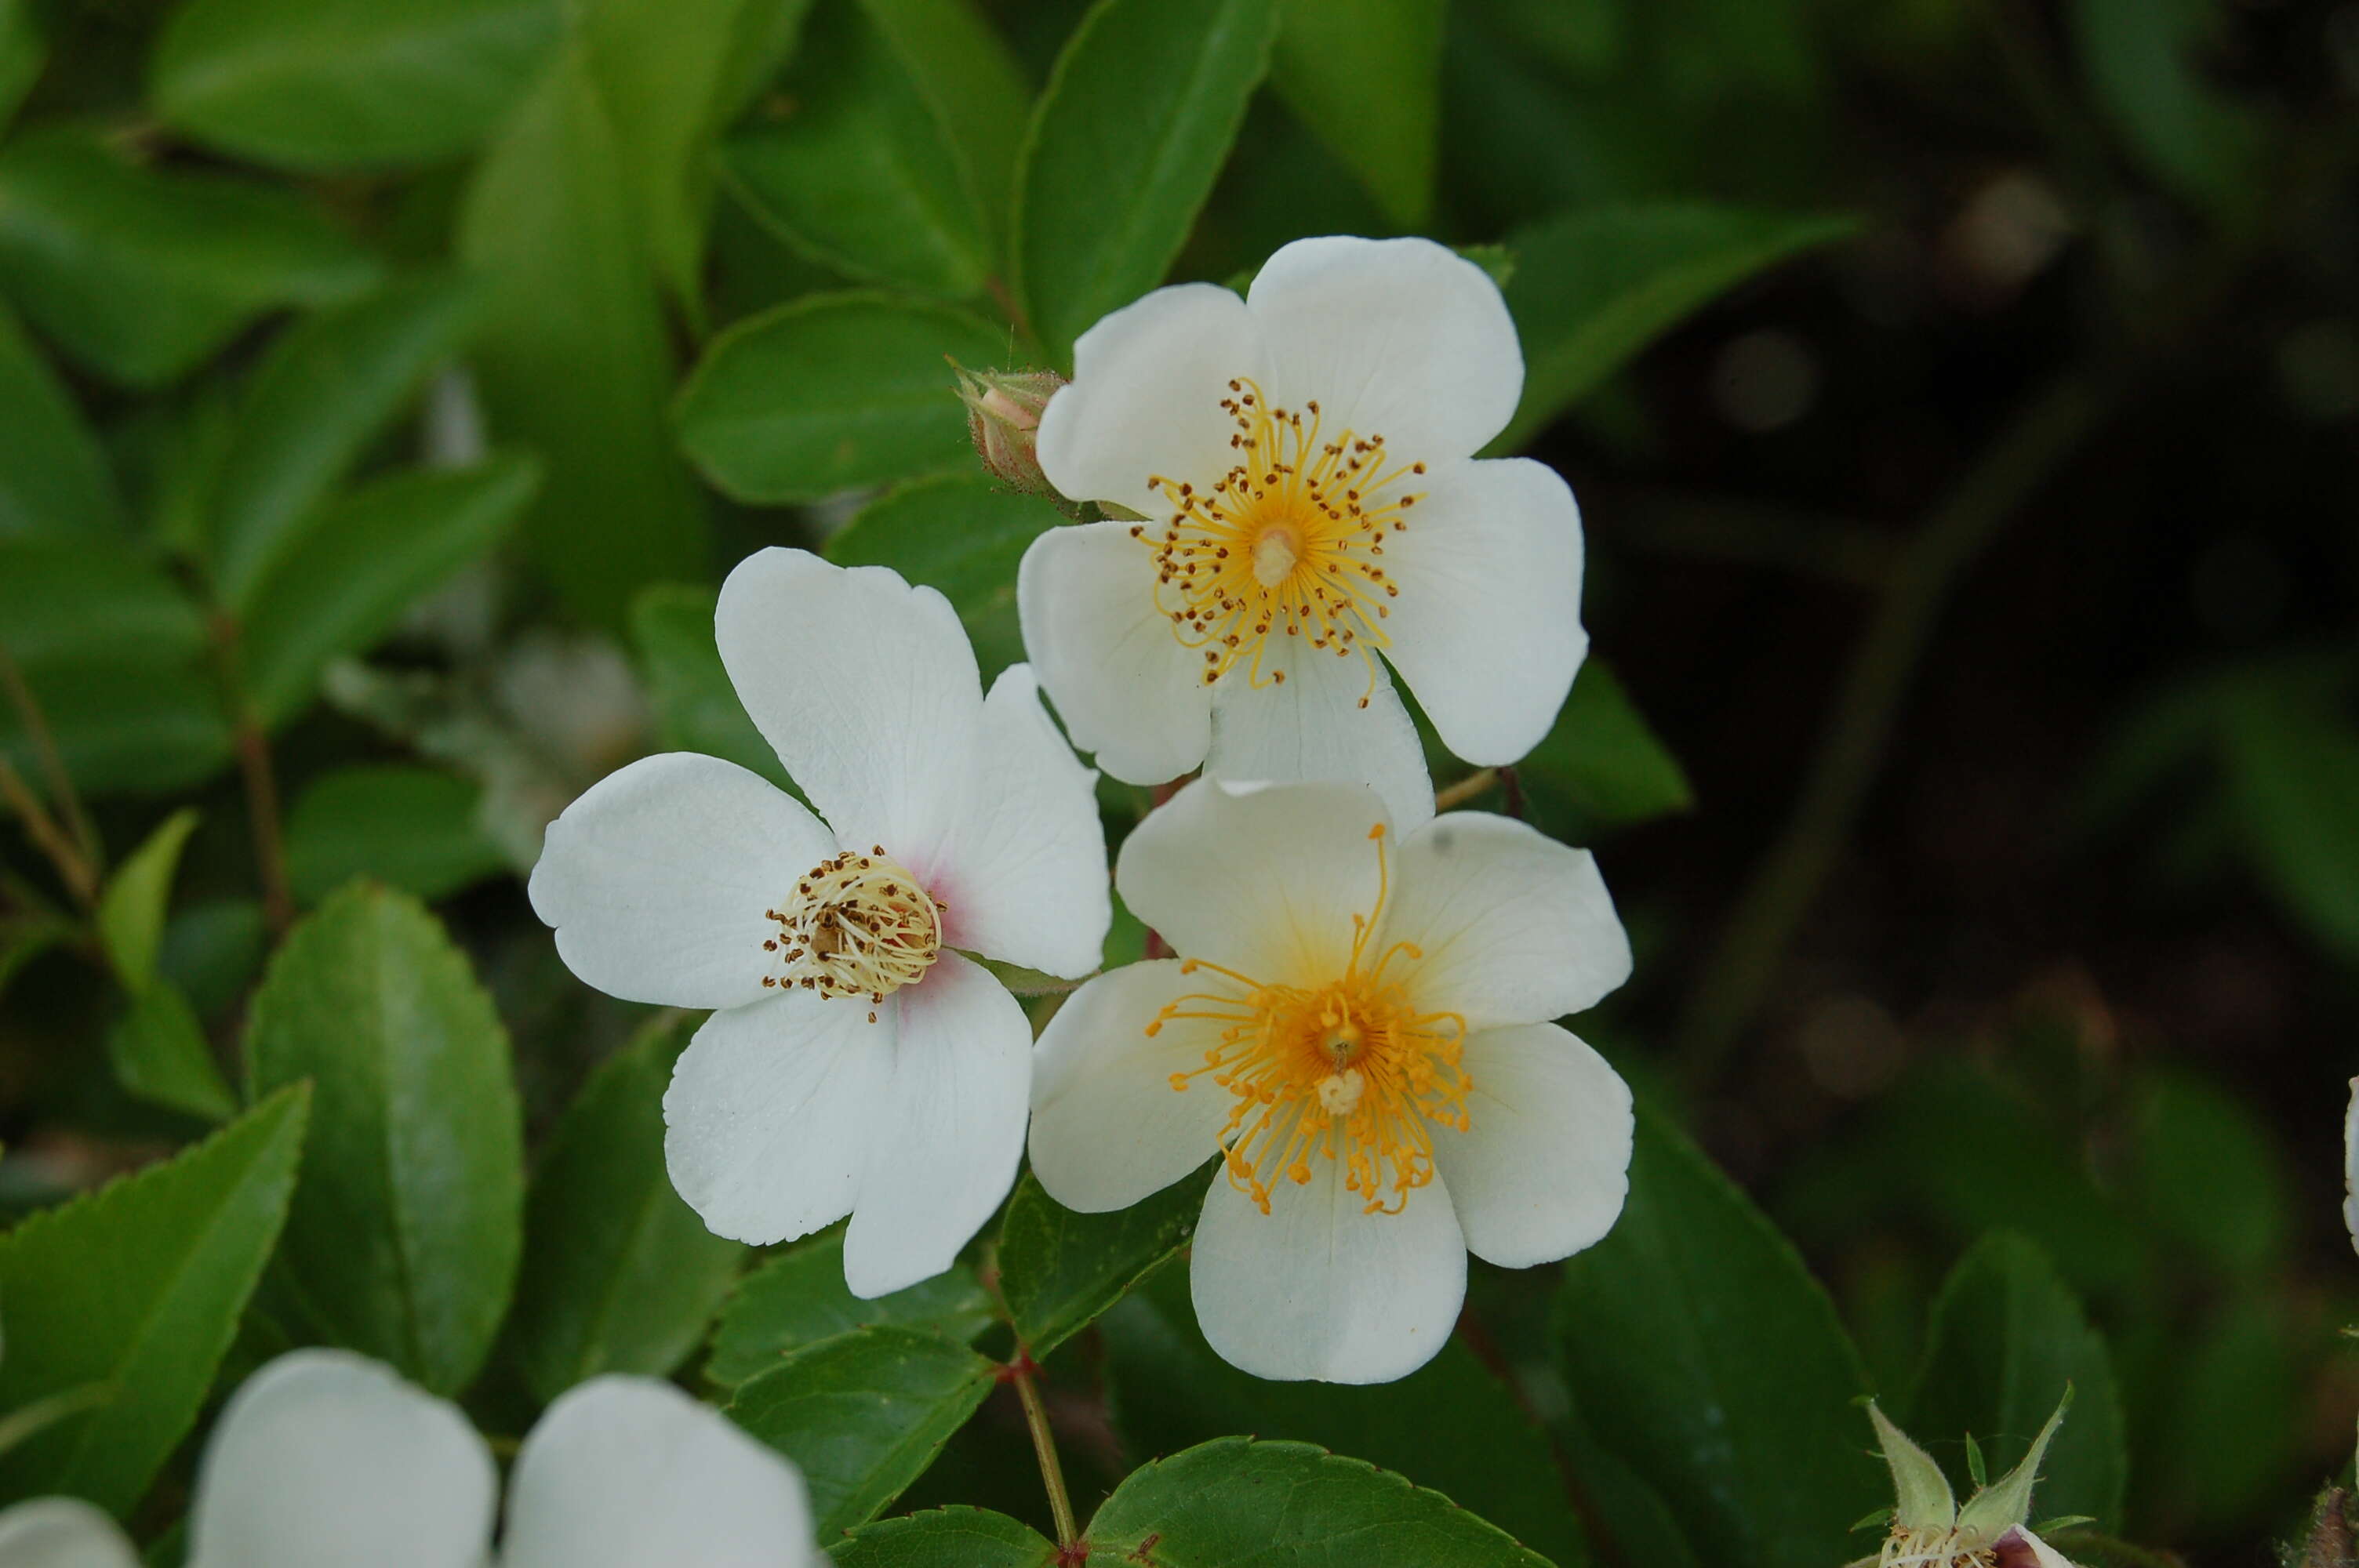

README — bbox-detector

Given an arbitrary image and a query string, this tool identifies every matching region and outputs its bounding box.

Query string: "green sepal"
[1867,1400,1956,1532]
[1957,1385,2073,1535]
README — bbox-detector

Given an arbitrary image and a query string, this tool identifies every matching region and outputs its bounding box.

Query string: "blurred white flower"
[529,549,1108,1297]
[1027,779,1633,1383]
[1019,235,1588,830]
[0,1497,138,1568]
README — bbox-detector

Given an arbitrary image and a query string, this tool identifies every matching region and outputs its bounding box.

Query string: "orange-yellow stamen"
[1146,821,1469,1216]
[1131,378,1427,707]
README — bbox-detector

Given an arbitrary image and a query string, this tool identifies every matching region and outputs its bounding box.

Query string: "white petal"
[1246,236,1522,464]
[1035,281,1268,516]
[1429,1024,1632,1269]
[1379,812,1630,1030]
[842,953,1030,1298]
[1377,458,1585,766]
[663,991,894,1247]
[1205,632,1434,833]
[501,1377,814,1568]
[715,548,982,874]
[0,1500,140,1568]
[1016,522,1212,786]
[925,665,1110,978]
[529,753,836,1009]
[1028,960,1232,1212]
[1116,778,1388,987]
[187,1350,493,1568]
[2007,1528,2080,1568]
[1188,1159,1466,1384]
[2346,1076,2357,1258]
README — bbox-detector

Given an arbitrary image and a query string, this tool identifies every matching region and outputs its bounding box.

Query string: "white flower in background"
[0,1351,813,1568]
[1856,1396,2082,1568]
[1019,235,1587,830]
[1027,779,1633,1383]
[529,549,1109,1297]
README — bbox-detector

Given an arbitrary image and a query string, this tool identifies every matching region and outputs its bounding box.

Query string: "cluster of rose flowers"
[0,238,2105,1567]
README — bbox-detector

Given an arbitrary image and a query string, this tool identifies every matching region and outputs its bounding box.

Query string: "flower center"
[1144,823,1470,1216]
[760,847,941,1022]
[1880,1526,1997,1568]
[1132,378,1427,706]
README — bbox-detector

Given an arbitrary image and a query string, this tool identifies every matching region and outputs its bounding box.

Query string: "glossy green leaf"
[106,978,238,1122]
[0,659,233,799]
[96,808,200,989]
[824,474,1063,680]
[0,128,380,388]
[239,454,540,725]
[1491,205,1857,453]
[0,304,121,539]
[1012,0,1279,365]
[1553,1106,1880,1568]
[206,274,484,609]
[1270,0,1442,227]
[0,542,204,667]
[507,1016,743,1403]
[150,0,563,169]
[1907,1233,2126,1530]
[1081,1437,1553,1567]
[1516,660,1693,833]
[708,1232,992,1388]
[2068,0,2264,212]
[2128,1069,2288,1277]
[996,1167,1205,1359]
[158,897,269,1021]
[726,1325,999,1536]
[284,765,508,906]
[831,1507,1056,1567]
[0,0,42,134]
[245,882,524,1395]
[722,0,990,299]
[676,291,1008,502]
[459,41,707,628]
[0,1084,308,1515]
[1102,1267,1589,1566]
[629,583,791,789]
[858,0,1030,254]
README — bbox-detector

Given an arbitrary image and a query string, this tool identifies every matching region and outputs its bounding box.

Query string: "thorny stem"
[1009,1353,1079,1551]
[0,646,101,890]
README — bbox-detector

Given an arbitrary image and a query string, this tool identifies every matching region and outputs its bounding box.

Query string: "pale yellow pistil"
[1145,824,1470,1215]
[1131,377,1427,706]
[760,847,942,1022]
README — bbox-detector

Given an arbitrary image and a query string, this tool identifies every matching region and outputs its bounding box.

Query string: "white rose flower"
[1027,779,1634,1383]
[1018,234,1587,831]
[529,548,1110,1297]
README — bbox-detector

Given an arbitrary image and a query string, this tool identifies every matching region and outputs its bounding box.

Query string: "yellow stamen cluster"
[1146,824,1469,1215]
[761,847,941,1022]
[1879,1526,1998,1568]
[1132,378,1426,705]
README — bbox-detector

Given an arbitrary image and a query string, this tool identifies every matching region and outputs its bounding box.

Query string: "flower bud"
[951,361,1067,503]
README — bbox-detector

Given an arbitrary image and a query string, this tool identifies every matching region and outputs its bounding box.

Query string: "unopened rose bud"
[951,361,1067,503]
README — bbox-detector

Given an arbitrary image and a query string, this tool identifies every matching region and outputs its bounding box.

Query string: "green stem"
[1010,1354,1078,1550]
[0,645,100,887]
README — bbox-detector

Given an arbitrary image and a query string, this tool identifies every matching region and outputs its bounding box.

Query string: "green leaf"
[707,1231,991,1388]
[726,1325,999,1536]
[629,583,791,790]
[106,978,239,1122]
[831,1507,1056,1567]
[0,1084,308,1515]
[0,127,381,388]
[205,274,484,610]
[1907,1234,2125,1530]
[238,454,541,725]
[2068,0,2264,212]
[1516,660,1693,833]
[150,0,563,170]
[2220,688,2359,962]
[2127,1069,2288,1277]
[1081,1437,1553,1567]
[1101,1267,1590,1566]
[996,1167,1204,1359]
[158,897,268,1022]
[96,808,201,989]
[0,542,205,667]
[722,0,990,299]
[857,0,1031,256]
[285,764,509,906]
[507,1016,744,1403]
[245,882,524,1395]
[1270,0,1441,227]
[676,290,1009,503]
[1012,0,1280,365]
[1491,205,1857,453]
[0,0,43,135]
[1553,1105,1880,1568]
[825,474,1063,681]
[458,39,708,629]
[0,303,122,539]
[0,659,233,800]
